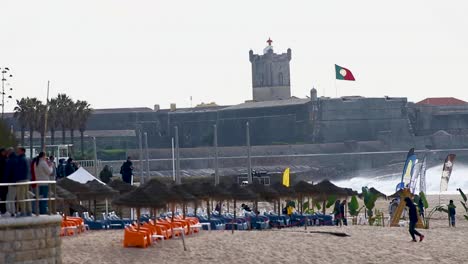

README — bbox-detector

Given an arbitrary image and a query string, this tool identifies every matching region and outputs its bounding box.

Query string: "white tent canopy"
[67,167,105,185]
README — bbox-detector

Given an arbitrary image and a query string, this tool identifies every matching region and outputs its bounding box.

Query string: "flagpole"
[43,81,50,153]
[334,64,338,98]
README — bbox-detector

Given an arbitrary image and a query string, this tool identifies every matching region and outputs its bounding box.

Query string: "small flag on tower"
[335,64,355,81]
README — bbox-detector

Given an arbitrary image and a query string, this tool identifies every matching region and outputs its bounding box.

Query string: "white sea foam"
[332,165,468,195]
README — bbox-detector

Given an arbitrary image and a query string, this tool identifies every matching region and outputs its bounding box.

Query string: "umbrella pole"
[171,203,175,222]
[93,200,97,219]
[206,200,210,220]
[105,199,109,217]
[278,199,281,216]
[183,203,186,219]
[232,199,236,234]
[137,208,141,231]
[322,200,326,215]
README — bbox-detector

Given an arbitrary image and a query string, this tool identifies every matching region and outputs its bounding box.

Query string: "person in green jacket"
[448,200,456,227]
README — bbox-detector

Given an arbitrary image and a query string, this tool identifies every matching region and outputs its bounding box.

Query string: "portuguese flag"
[335,64,355,81]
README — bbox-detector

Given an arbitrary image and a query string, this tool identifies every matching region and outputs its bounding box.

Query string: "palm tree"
[47,98,60,145]
[13,98,28,146]
[16,97,43,157]
[69,101,79,147]
[76,100,93,155]
[55,94,73,144]
[35,103,47,150]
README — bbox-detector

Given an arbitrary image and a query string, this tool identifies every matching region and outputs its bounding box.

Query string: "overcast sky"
[1,0,467,111]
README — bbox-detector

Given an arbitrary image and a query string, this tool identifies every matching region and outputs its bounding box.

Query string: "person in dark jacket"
[0,148,8,214]
[448,200,456,227]
[99,165,113,184]
[340,200,347,226]
[15,147,31,216]
[120,157,133,184]
[333,200,342,226]
[56,159,66,179]
[65,158,76,176]
[405,197,424,242]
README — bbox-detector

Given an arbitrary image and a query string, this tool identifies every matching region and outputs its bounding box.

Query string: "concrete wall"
[0,215,62,264]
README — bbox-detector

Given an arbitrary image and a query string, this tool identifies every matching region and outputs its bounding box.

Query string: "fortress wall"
[0,215,62,264]
[317,98,412,143]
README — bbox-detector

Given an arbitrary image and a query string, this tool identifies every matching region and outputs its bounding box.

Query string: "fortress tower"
[249,38,292,101]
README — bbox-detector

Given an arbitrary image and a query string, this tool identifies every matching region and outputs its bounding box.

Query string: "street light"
[1,67,13,120]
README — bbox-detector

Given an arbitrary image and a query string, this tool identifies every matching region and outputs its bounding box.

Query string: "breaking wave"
[332,165,468,195]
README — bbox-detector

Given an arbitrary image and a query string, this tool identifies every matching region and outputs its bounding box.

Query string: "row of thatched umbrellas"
[54,176,391,224]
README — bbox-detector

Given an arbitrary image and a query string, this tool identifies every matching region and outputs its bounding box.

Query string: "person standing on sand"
[448,200,456,227]
[120,157,133,184]
[417,198,425,221]
[333,200,342,226]
[340,200,347,226]
[405,197,424,242]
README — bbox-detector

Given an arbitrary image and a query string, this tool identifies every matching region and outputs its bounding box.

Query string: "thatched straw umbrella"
[227,184,256,234]
[57,178,118,213]
[108,179,137,195]
[52,186,78,215]
[113,188,166,230]
[247,183,279,214]
[359,187,387,200]
[271,182,295,216]
[85,180,118,217]
[293,181,317,214]
[169,184,197,219]
[139,178,184,222]
[189,182,230,219]
[312,180,353,215]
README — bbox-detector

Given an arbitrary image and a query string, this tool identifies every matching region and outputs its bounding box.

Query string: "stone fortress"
[5,39,468,177]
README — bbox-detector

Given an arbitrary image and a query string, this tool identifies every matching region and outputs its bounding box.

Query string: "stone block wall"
[0,215,62,264]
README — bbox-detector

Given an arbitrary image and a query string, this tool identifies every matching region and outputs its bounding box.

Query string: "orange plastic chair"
[123,227,149,248]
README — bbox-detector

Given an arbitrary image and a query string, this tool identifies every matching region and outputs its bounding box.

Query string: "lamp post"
[1,67,13,120]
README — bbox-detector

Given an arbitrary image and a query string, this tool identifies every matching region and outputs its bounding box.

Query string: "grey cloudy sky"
[1,0,467,111]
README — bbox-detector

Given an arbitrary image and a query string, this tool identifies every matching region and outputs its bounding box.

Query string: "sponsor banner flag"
[440,154,456,192]
[419,156,427,194]
[396,148,417,191]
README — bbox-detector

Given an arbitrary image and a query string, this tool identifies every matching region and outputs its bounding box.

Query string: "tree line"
[13,94,93,156]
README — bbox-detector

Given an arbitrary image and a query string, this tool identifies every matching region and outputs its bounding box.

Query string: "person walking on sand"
[405,197,424,242]
[448,200,456,227]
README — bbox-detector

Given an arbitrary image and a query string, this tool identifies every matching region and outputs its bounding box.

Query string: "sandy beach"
[62,195,467,264]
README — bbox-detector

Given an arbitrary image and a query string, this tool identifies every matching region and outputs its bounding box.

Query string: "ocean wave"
[332,165,468,195]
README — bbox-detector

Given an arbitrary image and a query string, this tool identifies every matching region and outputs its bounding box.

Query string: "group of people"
[99,156,133,184]
[0,146,79,217]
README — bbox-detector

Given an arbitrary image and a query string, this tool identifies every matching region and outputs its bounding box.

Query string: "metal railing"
[76,160,101,168]
[0,181,57,216]
[237,176,271,185]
